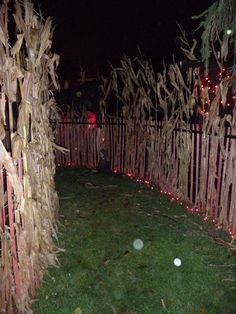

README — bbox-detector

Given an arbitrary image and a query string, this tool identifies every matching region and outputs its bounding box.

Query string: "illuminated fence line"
[54,118,236,235]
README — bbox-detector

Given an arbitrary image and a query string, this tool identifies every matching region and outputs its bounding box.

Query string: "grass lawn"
[32,167,236,314]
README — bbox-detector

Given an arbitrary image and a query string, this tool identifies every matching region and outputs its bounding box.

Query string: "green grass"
[32,167,236,314]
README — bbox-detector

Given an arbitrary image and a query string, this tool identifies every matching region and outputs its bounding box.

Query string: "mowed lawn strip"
[32,167,236,314]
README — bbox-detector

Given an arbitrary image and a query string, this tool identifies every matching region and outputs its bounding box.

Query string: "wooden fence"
[54,118,236,236]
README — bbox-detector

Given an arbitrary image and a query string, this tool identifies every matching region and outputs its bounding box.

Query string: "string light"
[199,68,234,114]
[113,169,236,239]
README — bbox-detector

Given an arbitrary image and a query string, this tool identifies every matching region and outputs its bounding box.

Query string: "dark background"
[33,0,215,85]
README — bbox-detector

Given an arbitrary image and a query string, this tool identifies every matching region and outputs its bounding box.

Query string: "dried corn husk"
[0,0,60,312]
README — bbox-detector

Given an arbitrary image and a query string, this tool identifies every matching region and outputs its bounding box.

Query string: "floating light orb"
[174,258,182,267]
[133,239,144,250]
[226,29,232,35]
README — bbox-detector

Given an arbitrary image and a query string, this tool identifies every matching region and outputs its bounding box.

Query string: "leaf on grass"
[124,250,131,256]
[103,184,118,188]
[74,307,82,314]
[161,298,167,309]
[103,259,110,266]
[124,193,133,197]
[85,182,99,189]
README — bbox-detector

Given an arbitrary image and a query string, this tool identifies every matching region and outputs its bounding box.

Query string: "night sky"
[35,0,215,85]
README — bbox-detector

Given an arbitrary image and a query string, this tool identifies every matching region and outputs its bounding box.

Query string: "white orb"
[174,258,182,267]
[133,239,144,250]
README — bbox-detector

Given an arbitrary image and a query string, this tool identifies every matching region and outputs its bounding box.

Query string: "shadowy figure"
[97,149,111,173]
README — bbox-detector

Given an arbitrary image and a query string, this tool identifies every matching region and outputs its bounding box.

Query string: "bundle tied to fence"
[102,19,236,235]
[0,0,60,312]
[104,54,196,199]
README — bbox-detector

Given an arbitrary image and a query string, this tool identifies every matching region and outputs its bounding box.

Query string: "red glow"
[121,170,235,241]
[87,111,96,128]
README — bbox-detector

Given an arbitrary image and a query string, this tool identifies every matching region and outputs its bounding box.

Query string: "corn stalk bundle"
[0,0,59,312]
[194,0,236,229]
[194,0,236,70]
[102,22,236,232]
[103,55,195,201]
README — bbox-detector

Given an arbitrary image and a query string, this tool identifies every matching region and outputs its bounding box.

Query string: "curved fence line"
[54,119,236,236]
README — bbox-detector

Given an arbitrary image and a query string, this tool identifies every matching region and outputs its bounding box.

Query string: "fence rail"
[54,119,236,234]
